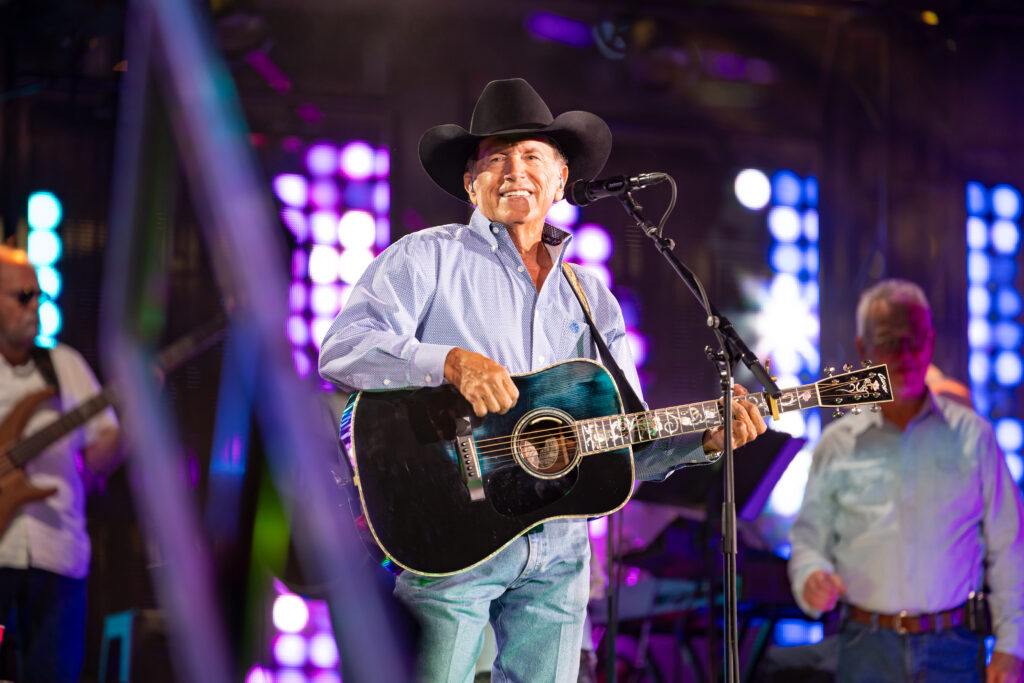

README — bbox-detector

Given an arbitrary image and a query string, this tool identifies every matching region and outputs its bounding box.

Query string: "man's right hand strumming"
[803,569,846,613]
[444,348,520,417]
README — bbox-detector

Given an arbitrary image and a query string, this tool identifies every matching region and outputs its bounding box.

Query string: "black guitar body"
[340,359,634,575]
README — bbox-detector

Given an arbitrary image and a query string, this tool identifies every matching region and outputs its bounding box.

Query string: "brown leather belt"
[847,603,967,635]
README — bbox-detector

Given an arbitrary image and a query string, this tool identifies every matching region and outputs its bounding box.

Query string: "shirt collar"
[467,208,572,254]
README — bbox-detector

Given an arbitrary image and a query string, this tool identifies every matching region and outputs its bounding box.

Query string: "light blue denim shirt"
[318,207,713,482]
[789,392,1024,658]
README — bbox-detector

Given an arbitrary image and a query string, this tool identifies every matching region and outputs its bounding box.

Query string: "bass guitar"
[340,359,891,576]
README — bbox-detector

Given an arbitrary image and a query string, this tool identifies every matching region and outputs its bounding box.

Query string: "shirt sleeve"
[318,234,454,392]
[53,345,119,448]
[584,271,712,483]
[977,422,1024,659]
[788,437,838,617]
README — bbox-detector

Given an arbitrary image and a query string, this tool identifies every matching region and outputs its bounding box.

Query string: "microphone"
[565,172,669,207]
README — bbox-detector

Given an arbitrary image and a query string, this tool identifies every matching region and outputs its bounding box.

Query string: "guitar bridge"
[456,434,485,502]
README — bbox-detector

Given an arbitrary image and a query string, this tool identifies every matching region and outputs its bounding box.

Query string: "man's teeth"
[502,190,530,197]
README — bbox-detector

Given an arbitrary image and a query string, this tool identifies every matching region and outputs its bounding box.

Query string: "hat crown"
[469,78,554,135]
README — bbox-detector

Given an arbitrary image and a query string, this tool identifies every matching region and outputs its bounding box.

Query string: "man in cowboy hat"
[319,78,766,682]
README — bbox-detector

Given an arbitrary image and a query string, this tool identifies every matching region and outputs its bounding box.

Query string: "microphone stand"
[615,189,781,683]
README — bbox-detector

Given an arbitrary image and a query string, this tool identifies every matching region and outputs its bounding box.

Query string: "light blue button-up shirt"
[318,208,712,482]
[789,392,1024,657]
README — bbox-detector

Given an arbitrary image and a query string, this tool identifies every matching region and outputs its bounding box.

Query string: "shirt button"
[424,374,432,383]
[491,225,499,234]
[383,379,391,386]
[517,266,525,273]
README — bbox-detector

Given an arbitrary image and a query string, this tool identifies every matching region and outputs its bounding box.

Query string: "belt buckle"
[895,610,909,635]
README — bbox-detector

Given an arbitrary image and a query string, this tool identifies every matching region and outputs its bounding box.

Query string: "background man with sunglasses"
[789,279,1024,683]
[0,246,120,682]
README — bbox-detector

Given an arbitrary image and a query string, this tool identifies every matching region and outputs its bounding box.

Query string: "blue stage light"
[994,321,1023,350]
[966,181,988,217]
[770,244,803,273]
[27,191,62,231]
[991,220,1020,255]
[992,184,1022,220]
[994,351,1023,386]
[967,251,991,284]
[771,170,802,207]
[734,169,771,210]
[966,217,988,250]
[997,288,1022,317]
[767,206,801,242]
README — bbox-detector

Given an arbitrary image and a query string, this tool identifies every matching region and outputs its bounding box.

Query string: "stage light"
[734,169,771,210]
[575,224,612,262]
[769,347,801,376]
[27,230,61,267]
[803,210,819,241]
[337,248,375,285]
[805,247,819,275]
[579,262,611,288]
[308,632,340,669]
[588,517,607,538]
[775,619,823,647]
[804,177,819,207]
[338,210,376,251]
[967,251,990,284]
[997,288,1021,317]
[311,672,342,683]
[310,179,340,209]
[292,251,308,280]
[994,321,1022,350]
[375,216,391,249]
[992,256,1017,284]
[339,141,375,180]
[373,182,390,214]
[310,317,333,348]
[525,11,593,48]
[343,182,373,210]
[1007,453,1023,484]
[966,181,988,216]
[996,419,1024,453]
[967,217,988,250]
[770,244,802,274]
[38,300,62,337]
[804,281,820,306]
[546,199,579,228]
[969,351,991,384]
[767,207,800,242]
[273,593,310,634]
[626,329,647,367]
[287,316,309,346]
[273,174,308,207]
[992,184,1022,220]
[308,246,340,284]
[991,220,1020,255]
[968,286,991,317]
[275,670,307,683]
[768,449,811,516]
[374,147,390,178]
[994,351,1023,386]
[280,208,309,242]
[310,211,341,245]
[338,285,353,311]
[771,170,802,207]
[36,266,61,299]
[310,284,341,318]
[27,191,62,231]
[305,143,338,176]
[245,666,273,683]
[968,318,992,348]
[293,349,311,378]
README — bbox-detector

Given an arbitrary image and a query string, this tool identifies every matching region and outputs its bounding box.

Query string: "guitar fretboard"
[7,387,118,467]
[575,385,818,455]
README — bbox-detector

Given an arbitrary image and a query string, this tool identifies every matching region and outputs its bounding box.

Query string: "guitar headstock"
[815,363,893,412]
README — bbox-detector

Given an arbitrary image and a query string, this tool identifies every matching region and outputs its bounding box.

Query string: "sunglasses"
[6,288,43,306]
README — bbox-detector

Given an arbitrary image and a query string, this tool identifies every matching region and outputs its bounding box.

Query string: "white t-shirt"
[0,344,118,579]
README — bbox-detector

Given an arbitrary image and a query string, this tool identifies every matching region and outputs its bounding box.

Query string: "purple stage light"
[574,224,612,263]
[375,147,390,178]
[291,251,308,280]
[546,200,578,228]
[293,350,311,378]
[310,211,341,245]
[338,284,353,311]
[310,180,340,209]
[337,248,375,285]
[273,174,308,208]
[275,669,307,683]
[343,181,373,210]
[273,593,311,633]
[375,216,391,249]
[245,51,292,93]
[308,245,341,284]
[339,141,375,180]
[338,210,376,250]
[311,672,342,683]
[273,633,308,668]
[287,315,309,346]
[525,12,593,48]
[373,181,391,214]
[245,666,273,683]
[280,208,309,243]
[580,262,611,288]
[306,143,338,176]
[308,632,340,669]
[310,284,341,318]
[311,317,333,349]
[626,329,648,367]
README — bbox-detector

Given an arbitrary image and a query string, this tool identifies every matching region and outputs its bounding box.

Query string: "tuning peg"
[851,407,862,415]
[843,363,853,372]
[832,408,844,418]
[871,405,882,413]
[862,360,873,367]
[825,366,836,377]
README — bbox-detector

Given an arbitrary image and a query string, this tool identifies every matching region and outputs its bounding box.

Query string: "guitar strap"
[30,346,62,397]
[561,262,645,416]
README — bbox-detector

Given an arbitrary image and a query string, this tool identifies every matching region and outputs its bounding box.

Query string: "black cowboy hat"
[419,78,612,202]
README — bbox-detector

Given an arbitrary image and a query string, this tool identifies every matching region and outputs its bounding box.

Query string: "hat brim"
[419,111,612,203]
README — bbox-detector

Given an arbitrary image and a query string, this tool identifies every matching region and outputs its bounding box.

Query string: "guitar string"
[471,377,880,461]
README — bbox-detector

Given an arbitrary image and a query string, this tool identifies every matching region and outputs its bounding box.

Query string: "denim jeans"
[395,519,591,683]
[837,619,984,682]
[0,567,86,683]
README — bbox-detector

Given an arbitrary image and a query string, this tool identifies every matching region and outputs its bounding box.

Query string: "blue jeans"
[837,619,984,682]
[395,520,591,683]
[0,567,86,683]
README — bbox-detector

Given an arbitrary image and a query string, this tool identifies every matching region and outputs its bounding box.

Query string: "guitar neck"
[576,384,819,455]
[7,387,117,468]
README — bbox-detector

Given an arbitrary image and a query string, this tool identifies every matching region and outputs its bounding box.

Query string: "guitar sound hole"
[513,411,579,479]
